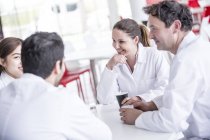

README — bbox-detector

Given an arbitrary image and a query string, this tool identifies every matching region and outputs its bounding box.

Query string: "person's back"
[0,74,111,140]
[0,32,112,140]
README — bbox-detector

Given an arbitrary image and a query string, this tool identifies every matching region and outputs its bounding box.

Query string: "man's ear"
[54,60,65,75]
[0,58,5,67]
[173,20,182,33]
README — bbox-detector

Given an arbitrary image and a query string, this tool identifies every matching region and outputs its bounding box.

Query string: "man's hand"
[121,96,158,112]
[133,101,158,112]
[121,96,142,105]
[119,108,143,125]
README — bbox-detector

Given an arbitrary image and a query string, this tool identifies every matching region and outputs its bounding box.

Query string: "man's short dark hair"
[21,32,64,79]
[143,0,193,31]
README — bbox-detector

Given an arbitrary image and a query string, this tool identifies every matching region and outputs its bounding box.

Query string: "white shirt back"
[0,74,112,140]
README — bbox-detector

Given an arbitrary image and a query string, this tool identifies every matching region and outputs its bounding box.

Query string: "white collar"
[0,71,15,87]
[136,43,147,63]
[177,31,197,54]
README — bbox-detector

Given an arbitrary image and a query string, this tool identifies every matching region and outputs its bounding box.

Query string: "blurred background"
[1,0,209,54]
[0,0,134,51]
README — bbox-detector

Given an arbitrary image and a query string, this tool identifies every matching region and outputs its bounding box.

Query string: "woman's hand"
[121,96,142,105]
[122,97,158,112]
[106,54,127,70]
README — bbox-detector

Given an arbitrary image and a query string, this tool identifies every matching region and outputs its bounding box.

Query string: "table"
[95,104,178,140]
[65,47,115,87]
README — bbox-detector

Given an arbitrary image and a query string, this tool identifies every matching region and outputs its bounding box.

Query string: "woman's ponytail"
[139,24,150,47]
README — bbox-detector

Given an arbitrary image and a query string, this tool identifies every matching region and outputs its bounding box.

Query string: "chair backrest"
[188,0,200,8]
[202,6,210,23]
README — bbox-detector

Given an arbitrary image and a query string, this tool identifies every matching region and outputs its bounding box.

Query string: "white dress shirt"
[135,32,210,139]
[0,74,112,140]
[97,44,170,104]
[0,71,14,90]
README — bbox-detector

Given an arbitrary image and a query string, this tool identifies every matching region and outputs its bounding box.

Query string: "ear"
[172,20,182,34]
[0,58,5,67]
[133,36,139,45]
[54,60,65,75]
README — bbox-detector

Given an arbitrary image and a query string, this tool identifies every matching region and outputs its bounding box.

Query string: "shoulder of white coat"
[177,37,210,61]
[52,86,78,99]
[141,46,162,59]
[0,79,4,90]
[50,86,89,109]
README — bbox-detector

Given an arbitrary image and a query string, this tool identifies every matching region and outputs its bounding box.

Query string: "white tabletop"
[95,104,178,140]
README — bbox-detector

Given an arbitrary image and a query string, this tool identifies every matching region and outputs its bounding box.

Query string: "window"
[52,5,61,13]
[0,16,3,39]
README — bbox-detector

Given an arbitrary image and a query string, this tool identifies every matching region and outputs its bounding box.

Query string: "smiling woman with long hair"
[0,37,23,89]
[97,18,170,105]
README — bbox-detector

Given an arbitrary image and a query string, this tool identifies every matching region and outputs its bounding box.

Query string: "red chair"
[187,0,203,34]
[202,6,210,23]
[70,67,96,95]
[188,0,200,8]
[202,6,210,41]
[60,69,86,102]
[59,67,96,103]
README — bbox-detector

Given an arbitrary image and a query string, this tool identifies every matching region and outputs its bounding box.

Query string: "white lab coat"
[0,74,112,140]
[135,32,210,139]
[0,71,14,90]
[97,44,170,104]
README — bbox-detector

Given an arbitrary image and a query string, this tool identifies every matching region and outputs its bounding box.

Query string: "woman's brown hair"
[113,18,150,47]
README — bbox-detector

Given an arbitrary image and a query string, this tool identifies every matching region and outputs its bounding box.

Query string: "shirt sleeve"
[135,56,203,132]
[97,66,119,104]
[152,95,163,109]
[138,50,170,102]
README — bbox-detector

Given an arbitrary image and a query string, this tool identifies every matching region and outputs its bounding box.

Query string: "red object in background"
[202,6,210,23]
[59,69,86,102]
[59,67,96,103]
[188,0,200,8]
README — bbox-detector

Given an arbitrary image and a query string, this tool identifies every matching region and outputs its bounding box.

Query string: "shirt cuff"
[138,94,153,102]
[152,95,163,109]
[104,66,118,73]
[135,111,150,129]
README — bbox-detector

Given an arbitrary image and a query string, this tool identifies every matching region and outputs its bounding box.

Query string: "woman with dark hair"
[0,37,23,89]
[97,18,169,105]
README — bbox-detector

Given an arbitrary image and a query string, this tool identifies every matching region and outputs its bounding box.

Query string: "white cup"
[121,104,133,108]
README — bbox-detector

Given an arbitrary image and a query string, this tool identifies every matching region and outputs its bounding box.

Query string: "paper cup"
[115,92,128,107]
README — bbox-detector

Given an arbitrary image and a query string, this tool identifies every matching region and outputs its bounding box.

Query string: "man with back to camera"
[0,32,112,140]
[119,1,210,139]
